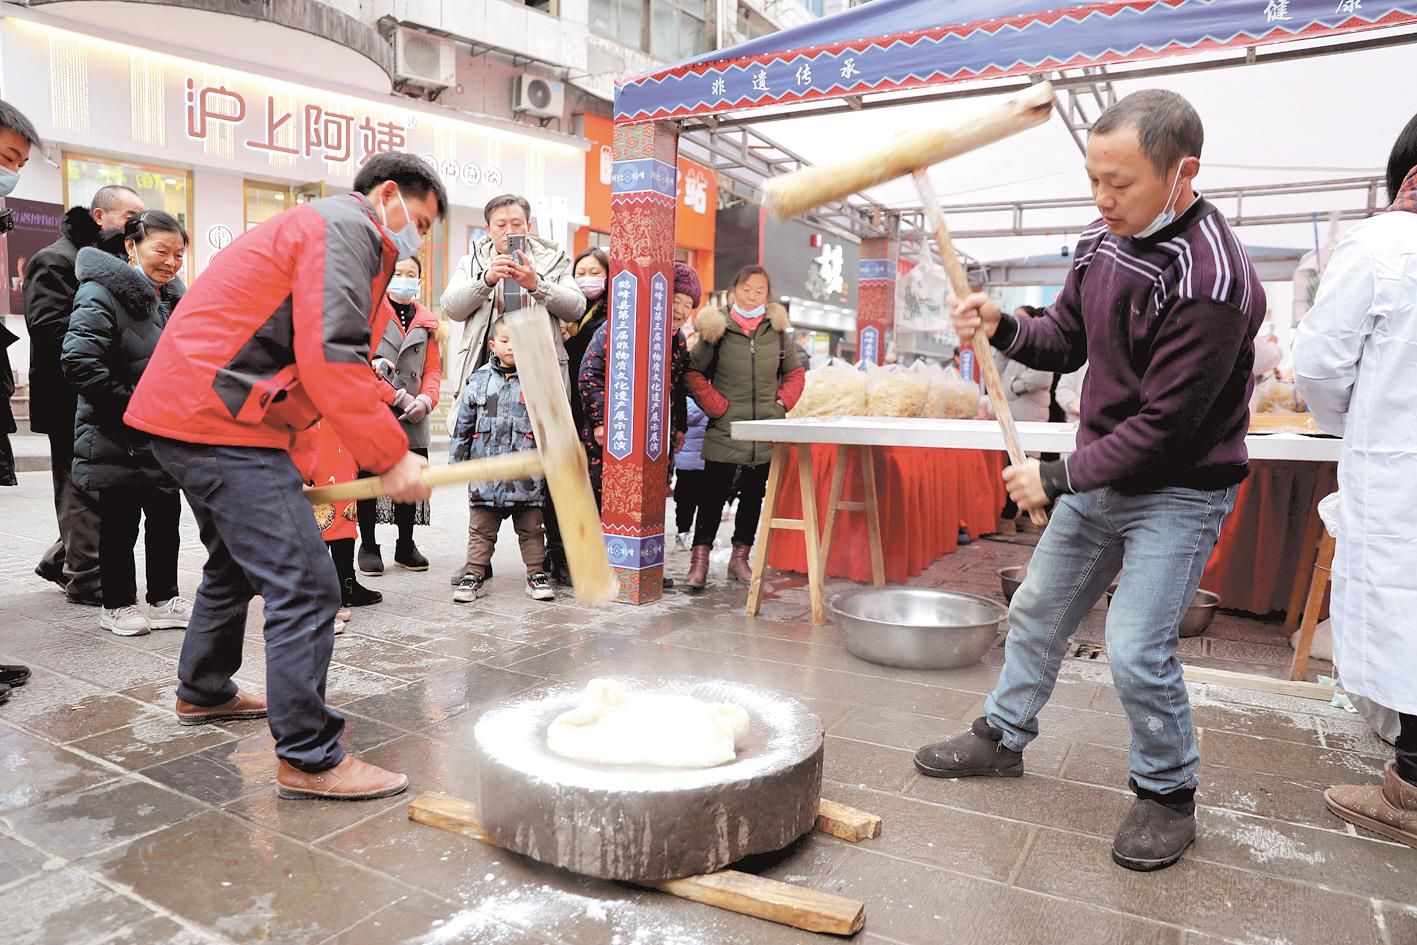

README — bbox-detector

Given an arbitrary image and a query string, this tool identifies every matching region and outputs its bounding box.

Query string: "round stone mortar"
[473,675,825,881]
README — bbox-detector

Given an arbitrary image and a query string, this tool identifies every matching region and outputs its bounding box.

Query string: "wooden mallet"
[763,83,1054,526]
[304,313,617,603]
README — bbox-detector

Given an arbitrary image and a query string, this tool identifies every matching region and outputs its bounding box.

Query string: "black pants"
[357,446,427,545]
[39,424,102,597]
[694,460,770,548]
[97,484,181,609]
[674,468,710,536]
[1399,713,1417,785]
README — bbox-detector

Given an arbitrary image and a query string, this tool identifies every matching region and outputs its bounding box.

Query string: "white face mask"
[378,187,423,261]
[1134,160,1187,240]
[0,166,19,198]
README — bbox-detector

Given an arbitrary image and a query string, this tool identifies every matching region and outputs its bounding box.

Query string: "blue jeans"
[984,484,1236,794]
[152,438,346,773]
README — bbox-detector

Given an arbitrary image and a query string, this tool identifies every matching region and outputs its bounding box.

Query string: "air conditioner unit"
[512,75,565,119]
[394,27,456,89]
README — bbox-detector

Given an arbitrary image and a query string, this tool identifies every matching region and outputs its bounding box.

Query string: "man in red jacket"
[126,152,445,801]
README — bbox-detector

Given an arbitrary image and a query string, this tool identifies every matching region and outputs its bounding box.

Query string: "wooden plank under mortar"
[409,791,869,936]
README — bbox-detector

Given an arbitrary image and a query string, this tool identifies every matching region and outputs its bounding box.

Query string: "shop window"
[64,154,190,234]
[592,0,709,59]
[244,181,289,232]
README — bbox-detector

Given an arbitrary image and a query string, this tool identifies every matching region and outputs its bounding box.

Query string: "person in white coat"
[1293,113,1417,848]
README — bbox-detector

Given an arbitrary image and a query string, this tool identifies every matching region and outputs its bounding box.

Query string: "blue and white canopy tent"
[613,0,1417,261]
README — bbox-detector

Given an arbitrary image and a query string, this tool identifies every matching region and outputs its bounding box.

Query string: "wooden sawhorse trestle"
[745,443,886,625]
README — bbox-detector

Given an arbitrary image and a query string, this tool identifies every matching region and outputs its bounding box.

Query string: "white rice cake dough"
[546,678,751,769]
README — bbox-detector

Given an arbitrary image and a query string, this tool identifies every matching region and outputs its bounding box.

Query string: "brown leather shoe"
[175,690,267,726]
[685,544,711,590]
[1325,761,1417,848]
[727,543,754,583]
[276,755,409,801]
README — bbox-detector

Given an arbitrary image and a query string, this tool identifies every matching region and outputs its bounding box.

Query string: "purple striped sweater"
[994,198,1266,495]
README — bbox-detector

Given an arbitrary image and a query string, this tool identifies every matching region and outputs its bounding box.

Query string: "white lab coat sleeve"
[1292,234,1378,438]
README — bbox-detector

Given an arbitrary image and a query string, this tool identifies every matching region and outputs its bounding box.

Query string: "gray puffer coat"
[62,248,183,491]
[450,358,546,508]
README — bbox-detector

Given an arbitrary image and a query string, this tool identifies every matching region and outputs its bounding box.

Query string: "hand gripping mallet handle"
[913,169,1048,527]
[303,452,545,505]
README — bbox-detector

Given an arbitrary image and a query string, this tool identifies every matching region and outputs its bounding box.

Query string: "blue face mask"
[735,303,767,319]
[0,166,18,199]
[1134,160,1187,240]
[387,276,420,302]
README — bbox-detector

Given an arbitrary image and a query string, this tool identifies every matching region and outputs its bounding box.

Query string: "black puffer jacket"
[23,207,121,435]
[61,248,184,490]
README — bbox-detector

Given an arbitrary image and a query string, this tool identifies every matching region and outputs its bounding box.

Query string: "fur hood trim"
[62,206,103,249]
[694,303,790,344]
[75,246,185,319]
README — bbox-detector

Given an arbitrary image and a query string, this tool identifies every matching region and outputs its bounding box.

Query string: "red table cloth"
[767,445,1008,584]
[1201,459,1338,616]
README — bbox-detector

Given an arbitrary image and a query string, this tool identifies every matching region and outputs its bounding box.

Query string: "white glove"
[391,387,416,412]
[401,393,432,424]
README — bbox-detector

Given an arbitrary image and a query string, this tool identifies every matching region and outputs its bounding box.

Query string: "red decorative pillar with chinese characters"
[603,121,678,604]
[857,237,898,365]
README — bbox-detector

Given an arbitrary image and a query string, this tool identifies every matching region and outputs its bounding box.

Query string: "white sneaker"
[676,532,691,552]
[101,605,150,637]
[147,597,193,630]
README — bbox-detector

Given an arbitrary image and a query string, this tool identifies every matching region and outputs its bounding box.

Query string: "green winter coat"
[687,303,803,467]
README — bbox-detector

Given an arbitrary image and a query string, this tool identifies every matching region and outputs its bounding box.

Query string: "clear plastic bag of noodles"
[788,361,869,418]
[1253,377,1306,414]
[939,366,985,419]
[866,363,930,418]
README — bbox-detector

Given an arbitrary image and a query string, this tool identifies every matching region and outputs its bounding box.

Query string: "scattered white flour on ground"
[585,902,608,921]
[1208,811,1328,866]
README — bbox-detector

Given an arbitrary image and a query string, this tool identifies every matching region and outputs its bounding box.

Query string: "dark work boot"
[546,547,572,587]
[342,577,383,608]
[357,542,384,576]
[914,716,1024,779]
[1111,782,1197,872]
[394,540,429,572]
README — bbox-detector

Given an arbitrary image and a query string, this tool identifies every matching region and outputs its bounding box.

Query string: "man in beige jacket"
[441,193,585,585]
[441,194,585,400]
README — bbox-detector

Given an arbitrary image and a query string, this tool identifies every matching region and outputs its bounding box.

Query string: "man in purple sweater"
[915,90,1265,872]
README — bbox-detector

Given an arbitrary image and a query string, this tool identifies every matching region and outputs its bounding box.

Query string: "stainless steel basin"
[1105,586,1222,638]
[828,588,1007,670]
[997,566,1026,604]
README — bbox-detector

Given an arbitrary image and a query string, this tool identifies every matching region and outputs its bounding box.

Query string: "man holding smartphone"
[441,193,586,585]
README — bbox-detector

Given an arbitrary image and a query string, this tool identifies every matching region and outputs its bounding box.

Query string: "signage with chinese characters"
[607,271,638,462]
[807,242,845,301]
[4,19,585,210]
[859,326,879,367]
[602,533,665,571]
[645,272,669,462]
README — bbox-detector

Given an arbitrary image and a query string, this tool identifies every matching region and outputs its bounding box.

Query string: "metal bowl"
[828,588,1007,670]
[997,566,1026,604]
[1105,587,1222,638]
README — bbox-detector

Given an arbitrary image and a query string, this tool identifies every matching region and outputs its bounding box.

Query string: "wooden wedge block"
[408,791,867,937]
[815,799,882,842]
[650,871,865,936]
[408,791,493,843]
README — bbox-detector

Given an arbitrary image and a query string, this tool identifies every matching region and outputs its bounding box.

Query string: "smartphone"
[502,233,528,312]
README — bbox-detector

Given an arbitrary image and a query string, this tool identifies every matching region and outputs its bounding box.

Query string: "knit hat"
[673,261,702,308]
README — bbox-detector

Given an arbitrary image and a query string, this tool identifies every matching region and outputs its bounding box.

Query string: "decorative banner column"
[857,237,898,366]
[603,120,678,604]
